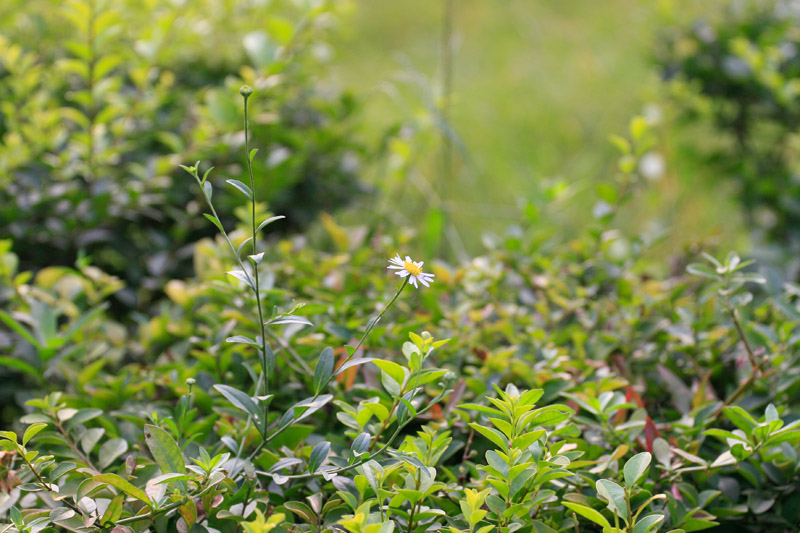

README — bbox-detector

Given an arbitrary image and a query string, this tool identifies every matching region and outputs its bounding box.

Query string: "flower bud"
[239,85,253,97]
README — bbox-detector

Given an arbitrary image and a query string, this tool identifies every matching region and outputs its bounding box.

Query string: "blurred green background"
[331,0,746,256]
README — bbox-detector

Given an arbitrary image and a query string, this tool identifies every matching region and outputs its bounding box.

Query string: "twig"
[116,484,216,525]
[709,307,767,419]
[731,307,759,371]
[55,420,98,473]
[458,427,474,483]
[21,453,82,515]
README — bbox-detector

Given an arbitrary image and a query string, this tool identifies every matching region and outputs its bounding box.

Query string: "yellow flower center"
[404,261,422,277]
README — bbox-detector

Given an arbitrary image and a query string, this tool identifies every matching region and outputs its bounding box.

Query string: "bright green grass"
[331,0,748,257]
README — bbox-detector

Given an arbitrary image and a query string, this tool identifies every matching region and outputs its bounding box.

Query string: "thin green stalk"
[369,334,427,452]
[626,487,632,528]
[407,468,423,533]
[350,277,408,357]
[188,170,253,286]
[241,278,408,467]
[241,87,271,437]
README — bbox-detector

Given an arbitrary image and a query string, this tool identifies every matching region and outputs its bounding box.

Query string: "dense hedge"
[0,0,365,309]
[1,82,799,532]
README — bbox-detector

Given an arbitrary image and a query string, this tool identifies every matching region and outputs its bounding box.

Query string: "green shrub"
[0,0,364,308]
[656,0,800,262]
[1,86,799,532]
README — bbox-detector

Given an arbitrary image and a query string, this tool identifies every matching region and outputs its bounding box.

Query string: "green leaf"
[93,474,151,507]
[143,425,185,477]
[179,498,197,528]
[226,270,255,289]
[268,315,313,326]
[704,429,749,443]
[765,404,779,423]
[458,403,505,418]
[686,263,719,280]
[396,398,418,422]
[623,452,651,487]
[81,428,105,454]
[766,430,800,445]
[0,357,39,378]
[285,501,316,524]
[596,479,628,524]
[308,441,330,473]
[203,213,224,232]
[313,347,334,395]
[65,408,104,428]
[275,395,333,433]
[256,216,286,233]
[22,423,47,446]
[62,304,108,341]
[469,423,508,452]
[679,518,718,531]
[723,406,757,436]
[373,360,407,388]
[214,385,264,432]
[563,502,611,529]
[100,494,124,526]
[226,179,253,200]
[49,462,77,482]
[226,335,259,346]
[98,438,128,469]
[334,358,376,376]
[350,433,370,457]
[0,312,40,348]
[633,514,665,533]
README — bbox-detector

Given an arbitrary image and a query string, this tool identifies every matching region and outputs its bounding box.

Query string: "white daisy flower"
[387,254,435,289]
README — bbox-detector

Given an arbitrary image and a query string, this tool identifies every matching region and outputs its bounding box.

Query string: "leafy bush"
[0,0,364,308]
[656,0,800,262]
[1,86,800,533]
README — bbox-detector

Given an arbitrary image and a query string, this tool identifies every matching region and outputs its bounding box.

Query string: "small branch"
[22,453,82,515]
[458,427,474,483]
[56,420,98,473]
[710,307,769,419]
[731,307,759,371]
[116,484,216,525]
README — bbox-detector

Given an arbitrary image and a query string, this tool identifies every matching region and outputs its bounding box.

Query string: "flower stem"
[240,278,408,469]
[349,277,408,359]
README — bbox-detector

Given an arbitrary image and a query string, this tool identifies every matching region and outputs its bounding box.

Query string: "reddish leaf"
[644,415,660,453]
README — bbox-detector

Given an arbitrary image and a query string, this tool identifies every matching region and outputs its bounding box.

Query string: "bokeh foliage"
[0,0,363,308]
[1,1,800,532]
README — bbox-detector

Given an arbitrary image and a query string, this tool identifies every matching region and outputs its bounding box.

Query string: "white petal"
[396,270,410,277]
[419,278,430,287]
[409,277,418,288]
[405,256,413,263]
[387,265,404,270]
